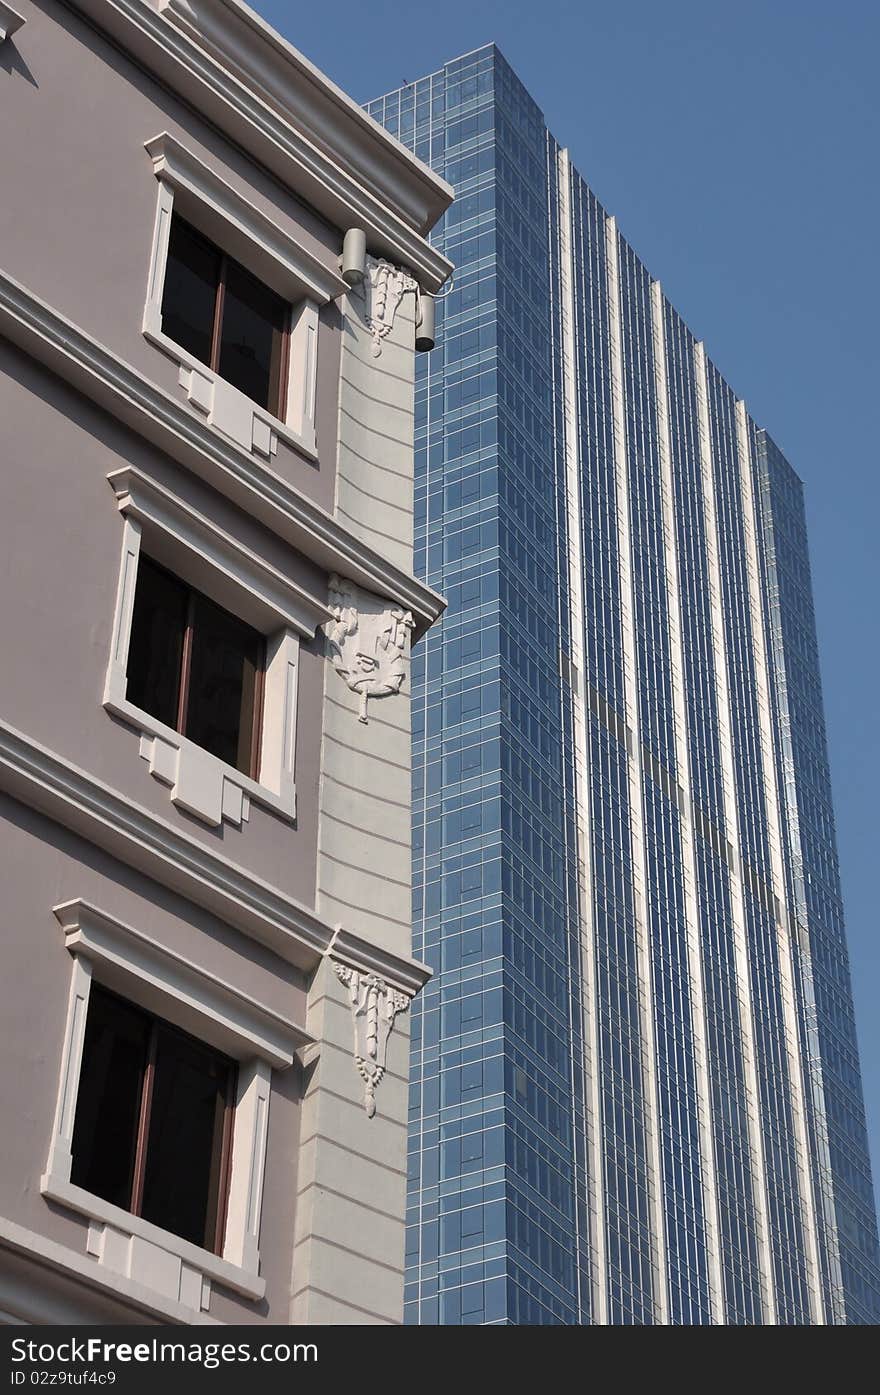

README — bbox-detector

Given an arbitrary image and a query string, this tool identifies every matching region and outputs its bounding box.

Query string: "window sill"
[144,320,318,463]
[105,691,295,829]
[41,1174,265,1304]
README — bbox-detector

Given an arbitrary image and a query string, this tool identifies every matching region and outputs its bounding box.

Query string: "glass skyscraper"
[366,45,880,1325]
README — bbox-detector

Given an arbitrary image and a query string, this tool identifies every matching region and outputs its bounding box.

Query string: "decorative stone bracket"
[354,256,419,357]
[325,575,414,724]
[333,962,409,1117]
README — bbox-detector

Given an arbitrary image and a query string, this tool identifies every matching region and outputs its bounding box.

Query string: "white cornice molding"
[68,0,453,292]
[0,718,328,969]
[144,131,347,304]
[0,268,444,637]
[160,0,453,235]
[0,3,24,43]
[108,465,330,638]
[54,899,313,1067]
[331,926,429,999]
[0,719,431,995]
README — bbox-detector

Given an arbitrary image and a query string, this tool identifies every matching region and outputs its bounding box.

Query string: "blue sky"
[256,1,880,1184]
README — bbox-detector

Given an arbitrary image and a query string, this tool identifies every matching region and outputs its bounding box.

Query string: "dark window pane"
[71,989,149,1211]
[126,558,187,729]
[141,1028,231,1251]
[184,594,261,775]
[218,261,286,412]
[161,218,219,367]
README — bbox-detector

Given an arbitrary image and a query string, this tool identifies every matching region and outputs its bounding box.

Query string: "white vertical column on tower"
[556,147,607,1324]
[651,281,725,1323]
[694,342,776,1324]
[744,443,846,1325]
[734,402,824,1323]
[605,215,669,1325]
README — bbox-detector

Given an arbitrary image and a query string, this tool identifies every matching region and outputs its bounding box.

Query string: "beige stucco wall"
[317,285,420,961]
[0,0,442,1328]
[284,276,427,1325]
[291,959,410,1324]
[0,797,306,1323]
[336,289,416,572]
[0,0,341,514]
[0,344,325,908]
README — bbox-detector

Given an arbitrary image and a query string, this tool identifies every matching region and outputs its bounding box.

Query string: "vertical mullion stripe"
[212,1070,237,1257]
[694,341,776,1323]
[651,281,724,1322]
[606,216,669,1325]
[557,148,606,1324]
[735,402,824,1323]
[210,257,227,374]
[753,430,848,1322]
[130,1023,157,1218]
[177,592,196,736]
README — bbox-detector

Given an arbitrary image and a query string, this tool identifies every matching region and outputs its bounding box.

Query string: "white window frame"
[142,132,346,462]
[0,4,25,44]
[104,465,330,829]
[42,899,313,1308]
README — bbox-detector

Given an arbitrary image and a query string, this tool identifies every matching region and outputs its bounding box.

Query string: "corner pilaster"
[290,957,411,1324]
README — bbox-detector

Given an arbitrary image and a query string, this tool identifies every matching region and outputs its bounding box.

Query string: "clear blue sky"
[256,0,880,1188]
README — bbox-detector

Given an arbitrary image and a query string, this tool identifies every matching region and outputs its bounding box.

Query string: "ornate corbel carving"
[333,962,409,1117]
[324,575,414,724]
[355,256,419,356]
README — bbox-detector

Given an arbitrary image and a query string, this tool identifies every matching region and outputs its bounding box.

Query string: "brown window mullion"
[130,1025,158,1218]
[210,257,228,374]
[212,1074,237,1256]
[275,306,292,424]
[249,643,266,782]
[176,594,196,736]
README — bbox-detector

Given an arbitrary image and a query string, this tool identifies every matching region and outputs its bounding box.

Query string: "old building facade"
[0,0,451,1324]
